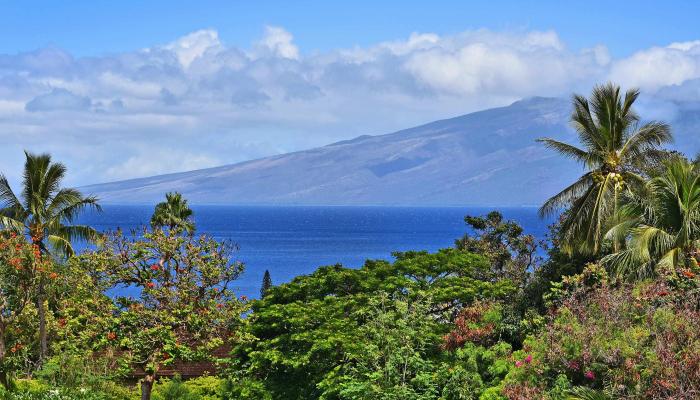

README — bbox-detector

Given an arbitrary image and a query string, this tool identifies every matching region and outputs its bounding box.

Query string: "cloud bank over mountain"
[1,26,700,187]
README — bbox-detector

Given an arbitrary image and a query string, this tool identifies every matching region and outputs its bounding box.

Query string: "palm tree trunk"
[37,277,48,363]
[613,186,620,253]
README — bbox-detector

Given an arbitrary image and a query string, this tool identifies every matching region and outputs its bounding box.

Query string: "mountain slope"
[82,97,585,206]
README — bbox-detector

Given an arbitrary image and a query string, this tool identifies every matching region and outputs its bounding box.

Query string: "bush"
[151,375,223,400]
[504,264,700,399]
[0,380,124,400]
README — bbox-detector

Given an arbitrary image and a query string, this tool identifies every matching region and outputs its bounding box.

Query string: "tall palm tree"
[0,151,101,361]
[538,83,672,255]
[603,156,700,279]
[150,192,195,234]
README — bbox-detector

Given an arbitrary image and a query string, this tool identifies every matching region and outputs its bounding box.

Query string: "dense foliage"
[1,83,700,399]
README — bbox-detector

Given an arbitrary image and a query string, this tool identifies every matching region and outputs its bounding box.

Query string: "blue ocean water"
[77,206,551,299]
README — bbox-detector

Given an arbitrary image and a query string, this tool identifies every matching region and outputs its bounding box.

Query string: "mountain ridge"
[80,97,594,206]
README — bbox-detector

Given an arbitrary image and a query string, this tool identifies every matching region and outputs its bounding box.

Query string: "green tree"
[78,228,247,400]
[538,83,671,255]
[150,192,195,234]
[603,156,700,279]
[0,233,39,388]
[456,211,538,287]
[330,293,440,400]
[0,151,100,362]
[230,248,515,399]
[260,270,272,298]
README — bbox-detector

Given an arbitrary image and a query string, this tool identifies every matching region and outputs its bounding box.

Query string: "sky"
[1,0,700,186]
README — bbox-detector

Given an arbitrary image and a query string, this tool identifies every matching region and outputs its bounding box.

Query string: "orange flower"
[49,272,59,279]
[682,269,696,279]
[107,332,117,341]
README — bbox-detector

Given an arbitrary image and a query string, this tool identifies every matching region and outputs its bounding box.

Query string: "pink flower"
[515,360,523,368]
[584,370,595,380]
[524,354,533,364]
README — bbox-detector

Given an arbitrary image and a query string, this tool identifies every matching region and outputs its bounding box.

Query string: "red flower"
[146,282,155,289]
[584,370,595,380]
[216,303,224,309]
[150,264,160,271]
[657,290,669,297]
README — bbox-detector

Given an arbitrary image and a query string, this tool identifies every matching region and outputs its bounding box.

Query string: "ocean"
[77,206,551,298]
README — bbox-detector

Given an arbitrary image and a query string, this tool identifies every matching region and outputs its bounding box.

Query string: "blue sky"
[3,0,699,57]
[0,1,700,187]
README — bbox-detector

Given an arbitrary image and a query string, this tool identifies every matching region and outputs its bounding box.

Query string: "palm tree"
[0,151,101,361]
[150,192,195,234]
[603,156,700,279]
[538,83,672,255]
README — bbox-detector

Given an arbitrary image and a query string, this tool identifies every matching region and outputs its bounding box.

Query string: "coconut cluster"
[592,171,625,186]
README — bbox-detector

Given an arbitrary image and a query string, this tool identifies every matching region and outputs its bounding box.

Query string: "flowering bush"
[504,264,700,399]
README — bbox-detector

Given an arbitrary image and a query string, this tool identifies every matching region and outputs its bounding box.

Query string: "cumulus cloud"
[1,26,700,187]
[164,29,222,67]
[255,26,299,59]
[609,41,700,91]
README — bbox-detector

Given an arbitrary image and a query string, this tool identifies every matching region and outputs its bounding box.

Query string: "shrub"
[504,264,700,399]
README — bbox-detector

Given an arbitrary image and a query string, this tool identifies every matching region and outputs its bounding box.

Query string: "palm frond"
[539,173,593,217]
[620,121,673,164]
[537,138,597,167]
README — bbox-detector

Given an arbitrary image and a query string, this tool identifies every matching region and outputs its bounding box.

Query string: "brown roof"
[128,344,231,379]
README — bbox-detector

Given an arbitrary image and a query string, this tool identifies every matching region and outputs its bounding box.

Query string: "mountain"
[80,97,631,206]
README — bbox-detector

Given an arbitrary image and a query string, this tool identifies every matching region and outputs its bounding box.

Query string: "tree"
[0,151,101,362]
[260,270,272,298]
[331,293,441,399]
[79,228,247,400]
[456,211,538,286]
[150,192,195,234]
[230,248,515,399]
[0,233,39,388]
[538,83,672,255]
[603,156,700,279]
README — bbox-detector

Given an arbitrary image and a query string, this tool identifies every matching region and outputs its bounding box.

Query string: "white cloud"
[255,26,299,59]
[164,29,222,67]
[0,27,699,186]
[609,41,700,90]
